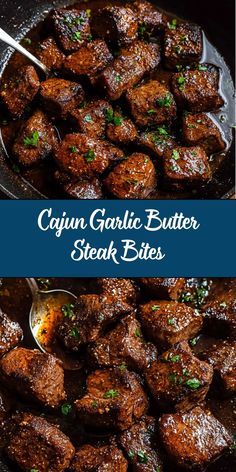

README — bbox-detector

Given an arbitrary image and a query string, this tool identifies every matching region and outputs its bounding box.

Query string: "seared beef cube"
[163,146,211,188]
[138,128,176,159]
[97,278,138,305]
[0,311,23,357]
[54,133,124,179]
[171,69,224,112]
[0,386,13,420]
[132,0,167,35]
[98,41,160,100]
[36,37,65,70]
[7,413,75,472]
[52,8,91,52]
[57,294,132,352]
[12,110,58,167]
[104,153,157,199]
[139,278,185,299]
[40,78,85,119]
[70,100,109,138]
[91,6,138,47]
[206,341,236,395]
[0,347,65,407]
[126,80,177,127]
[0,65,40,119]
[64,40,113,85]
[146,342,213,411]
[88,315,158,372]
[159,407,233,469]
[164,21,202,69]
[64,178,103,199]
[119,416,163,472]
[106,110,138,144]
[203,289,236,338]
[70,444,128,471]
[182,113,226,154]
[75,367,148,431]
[139,300,203,348]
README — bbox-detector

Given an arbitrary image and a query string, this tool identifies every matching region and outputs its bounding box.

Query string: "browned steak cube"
[132,0,167,35]
[12,110,58,167]
[7,413,75,472]
[69,100,109,138]
[138,128,176,159]
[145,341,213,411]
[0,65,40,119]
[0,311,23,357]
[36,37,65,70]
[159,407,233,469]
[54,133,124,179]
[70,444,128,471]
[64,40,113,85]
[119,416,163,472]
[57,294,132,352]
[91,6,138,46]
[104,153,157,199]
[206,341,236,396]
[106,109,138,144]
[64,178,103,199]
[164,21,202,69]
[52,8,91,52]
[139,300,203,348]
[97,41,160,100]
[182,113,225,154]
[75,367,148,431]
[88,314,158,372]
[163,146,212,188]
[203,288,236,338]
[171,69,224,112]
[139,278,185,299]
[97,278,138,306]
[40,78,85,119]
[126,80,177,127]
[0,347,65,407]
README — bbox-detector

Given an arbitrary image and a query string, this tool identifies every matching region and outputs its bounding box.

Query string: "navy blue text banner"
[0,200,235,277]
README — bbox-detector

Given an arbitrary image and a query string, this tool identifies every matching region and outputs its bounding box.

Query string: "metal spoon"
[0,27,50,76]
[26,278,81,370]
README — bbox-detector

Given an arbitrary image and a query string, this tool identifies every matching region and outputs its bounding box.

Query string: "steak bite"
[91,5,138,47]
[159,407,233,469]
[54,133,124,179]
[12,110,58,167]
[104,153,157,199]
[126,80,177,127]
[106,110,138,145]
[205,341,236,396]
[64,178,103,200]
[97,278,138,306]
[70,444,128,471]
[145,342,213,411]
[132,0,167,35]
[57,294,132,352]
[171,68,224,112]
[0,311,23,357]
[97,41,160,100]
[164,21,202,69]
[75,367,148,431]
[138,128,176,159]
[51,8,91,52]
[203,289,236,338]
[36,37,65,71]
[69,100,110,138]
[119,416,163,472]
[0,347,65,407]
[139,300,203,348]
[163,146,212,188]
[64,40,113,85]
[139,278,185,300]
[88,314,158,372]
[40,78,85,119]
[182,113,226,154]
[7,413,75,472]
[0,65,40,119]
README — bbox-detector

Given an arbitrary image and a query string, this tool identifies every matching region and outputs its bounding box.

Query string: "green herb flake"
[86,9,91,17]
[172,149,180,160]
[23,131,39,148]
[113,116,123,126]
[103,389,119,399]
[128,451,135,458]
[197,119,203,124]
[61,303,75,319]
[198,65,207,71]
[84,149,96,162]
[157,127,169,136]
[144,157,149,164]
[105,108,114,122]
[87,34,93,42]
[69,146,78,153]
[138,24,146,37]
[37,278,51,289]
[137,451,148,464]
[176,64,183,71]
[134,328,141,338]
[170,162,178,172]
[167,18,177,30]
[83,114,93,123]
[70,327,80,338]
[119,362,127,371]
[30,469,39,472]
[190,337,199,346]
[115,74,121,82]
[91,400,98,408]
[191,151,197,157]
[177,75,185,89]
[170,354,180,362]
[61,403,72,416]
[147,109,156,115]
[183,368,191,376]
[71,31,81,42]
[168,318,175,325]
[23,37,32,45]
[157,94,172,108]
[168,373,177,384]
[151,305,160,311]
[185,378,201,389]
[187,123,196,129]
[180,35,188,42]
[219,301,227,308]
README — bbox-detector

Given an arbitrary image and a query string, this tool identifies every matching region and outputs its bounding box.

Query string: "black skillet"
[0,0,235,199]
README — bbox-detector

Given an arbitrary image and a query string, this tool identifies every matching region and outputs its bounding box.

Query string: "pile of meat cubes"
[0,1,226,198]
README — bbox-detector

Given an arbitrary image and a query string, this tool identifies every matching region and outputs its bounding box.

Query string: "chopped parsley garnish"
[157,127,169,136]
[23,37,32,45]
[137,451,148,464]
[87,34,93,42]
[172,149,180,160]
[219,301,227,308]
[183,368,191,376]
[176,64,183,71]
[71,31,81,42]
[170,162,178,172]
[105,108,114,122]
[185,378,201,389]
[91,400,98,408]
[103,389,119,399]
[157,94,172,107]
[152,305,160,311]
[197,119,203,124]
[173,45,181,54]
[134,328,141,338]
[119,362,127,371]
[190,337,199,346]
[83,114,93,123]
[144,157,149,164]
[30,469,39,472]
[126,178,139,186]
[23,131,39,148]
[61,403,72,416]
[168,318,175,325]
[61,303,75,319]
[70,327,80,338]
[191,151,197,157]
[84,149,96,162]
[115,74,121,82]
[170,354,180,362]
[167,18,177,30]
[138,24,146,37]
[198,65,207,71]
[177,75,185,89]
[69,146,78,153]
[113,116,123,126]
[128,451,135,458]
[168,373,177,384]
[180,35,188,42]
[147,109,156,115]
[187,123,196,129]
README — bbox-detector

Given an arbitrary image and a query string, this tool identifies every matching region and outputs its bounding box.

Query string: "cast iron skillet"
[0,0,235,199]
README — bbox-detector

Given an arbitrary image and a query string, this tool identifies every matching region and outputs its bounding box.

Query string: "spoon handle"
[26,277,39,297]
[0,27,49,75]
